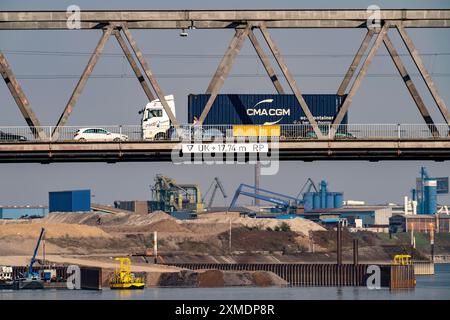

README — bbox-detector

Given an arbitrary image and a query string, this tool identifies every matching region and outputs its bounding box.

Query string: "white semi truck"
[141,95,176,140]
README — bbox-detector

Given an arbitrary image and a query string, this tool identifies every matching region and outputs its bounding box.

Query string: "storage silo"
[313,193,321,209]
[334,193,344,208]
[320,180,327,208]
[303,192,314,212]
[326,193,335,208]
[424,179,437,214]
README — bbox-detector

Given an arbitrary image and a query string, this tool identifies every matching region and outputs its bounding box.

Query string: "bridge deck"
[1,139,450,162]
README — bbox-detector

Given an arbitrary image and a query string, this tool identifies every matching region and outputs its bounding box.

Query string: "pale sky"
[1,0,450,207]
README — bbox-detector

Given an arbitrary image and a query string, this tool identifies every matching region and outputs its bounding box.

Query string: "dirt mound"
[45,210,174,227]
[198,270,225,287]
[0,222,110,239]
[194,212,325,235]
[105,219,192,234]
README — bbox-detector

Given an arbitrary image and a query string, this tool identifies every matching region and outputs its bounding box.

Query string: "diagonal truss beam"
[331,23,390,137]
[337,29,374,95]
[199,25,252,124]
[396,24,450,125]
[205,29,247,94]
[383,33,438,136]
[0,52,46,140]
[52,26,113,139]
[113,29,155,102]
[248,29,285,94]
[259,23,323,139]
[121,25,179,128]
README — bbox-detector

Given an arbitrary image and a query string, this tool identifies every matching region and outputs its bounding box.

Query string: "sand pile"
[0,222,111,239]
[45,210,174,227]
[192,212,325,235]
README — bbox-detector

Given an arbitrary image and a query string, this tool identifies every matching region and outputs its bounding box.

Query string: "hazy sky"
[1,0,450,207]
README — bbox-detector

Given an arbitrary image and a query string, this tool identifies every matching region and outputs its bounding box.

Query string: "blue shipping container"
[188,94,348,125]
[49,190,91,212]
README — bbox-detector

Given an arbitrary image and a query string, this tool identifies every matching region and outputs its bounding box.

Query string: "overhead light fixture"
[180,28,188,37]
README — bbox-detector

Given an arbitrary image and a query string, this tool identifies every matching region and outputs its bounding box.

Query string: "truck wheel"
[113,138,121,142]
[154,133,166,141]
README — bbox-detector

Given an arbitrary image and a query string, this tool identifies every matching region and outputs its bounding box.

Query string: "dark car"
[0,130,28,142]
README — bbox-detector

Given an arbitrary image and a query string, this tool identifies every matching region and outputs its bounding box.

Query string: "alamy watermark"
[170,127,280,176]
[66,5,81,30]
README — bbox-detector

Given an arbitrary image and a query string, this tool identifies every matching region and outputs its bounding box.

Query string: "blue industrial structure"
[412,167,447,214]
[303,180,343,212]
[0,206,48,219]
[49,190,91,212]
[229,184,302,213]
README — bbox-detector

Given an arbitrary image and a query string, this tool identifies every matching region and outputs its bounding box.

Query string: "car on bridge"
[0,130,27,142]
[304,127,356,139]
[73,128,129,142]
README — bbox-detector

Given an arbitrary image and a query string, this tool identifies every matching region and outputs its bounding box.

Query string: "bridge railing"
[0,124,449,142]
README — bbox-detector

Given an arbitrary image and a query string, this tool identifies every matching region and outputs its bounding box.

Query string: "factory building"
[0,205,48,219]
[114,200,150,214]
[303,206,393,228]
[389,214,450,233]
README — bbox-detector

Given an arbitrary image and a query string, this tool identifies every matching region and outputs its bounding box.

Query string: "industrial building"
[49,190,91,213]
[114,200,150,215]
[389,214,450,233]
[0,205,48,219]
[303,206,393,228]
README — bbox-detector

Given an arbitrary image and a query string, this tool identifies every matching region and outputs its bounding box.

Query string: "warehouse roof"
[307,206,392,214]
[0,205,48,209]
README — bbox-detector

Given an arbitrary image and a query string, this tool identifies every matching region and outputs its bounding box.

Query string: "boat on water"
[109,257,145,290]
[13,277,44,290]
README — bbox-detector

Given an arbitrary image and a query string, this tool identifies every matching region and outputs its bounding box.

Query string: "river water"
[1,264,449,300]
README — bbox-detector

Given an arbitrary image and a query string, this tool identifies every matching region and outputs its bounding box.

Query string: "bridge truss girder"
[0,10,449,140]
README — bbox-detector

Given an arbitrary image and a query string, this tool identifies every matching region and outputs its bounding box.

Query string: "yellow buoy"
[109,257,145,290]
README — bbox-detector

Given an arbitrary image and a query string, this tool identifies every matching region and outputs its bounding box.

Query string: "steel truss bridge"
[1,9,450,162]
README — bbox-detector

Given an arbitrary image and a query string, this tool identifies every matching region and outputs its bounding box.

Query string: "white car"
[74,128,129,142]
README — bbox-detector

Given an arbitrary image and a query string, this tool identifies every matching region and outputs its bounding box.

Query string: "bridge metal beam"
[331,23,390,137]
[2,20,450,30]
[396,24,450,126]
[382,33,438,136]
[121,25,179,128]
[2,140,450,163]
[248,29,285,94]
[337,29,374,95]
[259,24,324,139]
[52,26,113,139]
[199,25,251,124]
[1,10,450,29]
[113,29,155,102]
[0,52,46,140]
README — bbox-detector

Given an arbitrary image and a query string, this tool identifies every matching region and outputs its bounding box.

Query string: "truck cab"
[141,95,176,140]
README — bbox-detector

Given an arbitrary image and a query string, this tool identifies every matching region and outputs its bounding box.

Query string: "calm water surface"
[1,264,449,300]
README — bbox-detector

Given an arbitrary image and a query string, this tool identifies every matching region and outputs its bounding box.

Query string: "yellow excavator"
[109,257,145,290]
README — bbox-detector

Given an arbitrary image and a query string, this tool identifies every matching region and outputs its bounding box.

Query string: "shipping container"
[188,94,347,125]
[49,190,91,212]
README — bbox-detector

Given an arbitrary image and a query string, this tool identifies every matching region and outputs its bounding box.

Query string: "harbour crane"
[25,227,45,279]
[228,184,302,214]
[202,177,228,208]
[296,178,319,200]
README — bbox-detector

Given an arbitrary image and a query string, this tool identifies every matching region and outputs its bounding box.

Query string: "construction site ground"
[0,210,442,287]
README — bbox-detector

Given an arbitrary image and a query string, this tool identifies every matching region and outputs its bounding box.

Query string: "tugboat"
[109,257,145,289]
